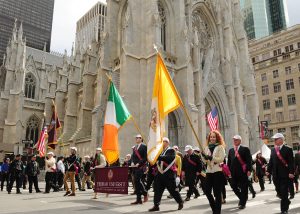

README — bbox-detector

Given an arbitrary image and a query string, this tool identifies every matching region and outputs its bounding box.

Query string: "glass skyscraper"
[0,0,55,64]
[267,0,289,33]
[240,0,289,40]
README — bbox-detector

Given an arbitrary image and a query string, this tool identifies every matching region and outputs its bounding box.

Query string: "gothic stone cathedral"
[0,0,259,160]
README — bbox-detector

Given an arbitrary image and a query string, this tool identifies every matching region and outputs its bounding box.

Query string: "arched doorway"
[168,112,178,146]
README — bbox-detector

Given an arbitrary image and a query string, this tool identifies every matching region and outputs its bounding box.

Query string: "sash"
[275,147,288,167]
[257,158,263,166]
[157,159,176,174]
[187,157,197,166]
[257,158,266,173]
[134,148,143,161]
[234,147,247,173]
[157,147,176,174]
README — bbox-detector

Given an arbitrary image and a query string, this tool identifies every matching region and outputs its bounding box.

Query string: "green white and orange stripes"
[102,81,131,165]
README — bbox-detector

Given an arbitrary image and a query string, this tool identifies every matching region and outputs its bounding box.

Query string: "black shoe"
[16,192,22,194]
[194,194,200,199]
[131,201,142,205]
[81,189,86,191]
[260,188,265,192]
[238,205,246,209]
[178,203,184,210]
[167,195,173,199]
[184,197,190,201]
[36,190,42,193]
[289,195,294,199]
[64,191,71,196]
[252,192,256,198]
[281,211,288,214]
[8,191,11,194]
[29,191,32,193]
[149,206,159,212]
[43,192,50,194]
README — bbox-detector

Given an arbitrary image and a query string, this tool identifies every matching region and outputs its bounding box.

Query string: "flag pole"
[181,105,204,152]
[130,117,147,144]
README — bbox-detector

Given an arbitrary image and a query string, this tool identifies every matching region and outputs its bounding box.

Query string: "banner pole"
[130,117,147,144]
[181,105,204,152]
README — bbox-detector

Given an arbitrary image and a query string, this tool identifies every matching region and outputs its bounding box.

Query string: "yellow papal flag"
[147,53,183,165]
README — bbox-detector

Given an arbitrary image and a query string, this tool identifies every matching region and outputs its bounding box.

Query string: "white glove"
[175,177,180,186]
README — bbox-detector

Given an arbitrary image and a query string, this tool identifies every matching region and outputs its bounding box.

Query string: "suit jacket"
[228,145,252,178]
[267,145,294,179]
[295,152,300,175]
[131,143,147,166]
[157,147,176,176]
[255,157,267,177]
[182,153,202,185]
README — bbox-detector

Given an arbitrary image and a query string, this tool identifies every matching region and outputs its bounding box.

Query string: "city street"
[0,182,299,214]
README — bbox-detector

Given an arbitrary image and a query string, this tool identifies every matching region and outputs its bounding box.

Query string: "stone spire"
[17,22,23,41]
[43,42,47,52]
[2,54,5,66]
[71,42,74,57]
[12,18,18,41]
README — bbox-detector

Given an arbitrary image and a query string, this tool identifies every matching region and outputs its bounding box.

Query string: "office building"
[0,0,55,64]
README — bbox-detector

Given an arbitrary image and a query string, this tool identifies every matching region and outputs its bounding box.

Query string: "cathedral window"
[158,1,166,51]
[25,73,36,99]
[25,115,39,144]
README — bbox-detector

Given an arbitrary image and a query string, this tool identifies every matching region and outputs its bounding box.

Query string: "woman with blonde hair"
[202,130,226,214]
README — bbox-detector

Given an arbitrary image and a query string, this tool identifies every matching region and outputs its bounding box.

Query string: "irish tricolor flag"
[102,81,131,165]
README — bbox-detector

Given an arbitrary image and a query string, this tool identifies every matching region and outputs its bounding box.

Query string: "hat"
[135,134,142,138]
[173,145,179,150]
[193,146,200,152]
[70,147,77,152]
[47,152,54,156]
[271,133,285,140]
[96,147,102,152]
[162,137,170,143]
[185,145,193,152]
[233,135,242,140]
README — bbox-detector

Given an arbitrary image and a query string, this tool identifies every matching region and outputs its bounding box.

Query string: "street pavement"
[0,182,299,214]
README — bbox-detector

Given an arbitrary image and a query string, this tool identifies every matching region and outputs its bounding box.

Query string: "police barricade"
[94,166,128,194]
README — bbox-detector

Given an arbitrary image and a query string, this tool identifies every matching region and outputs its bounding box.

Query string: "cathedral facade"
[0,0,259,160]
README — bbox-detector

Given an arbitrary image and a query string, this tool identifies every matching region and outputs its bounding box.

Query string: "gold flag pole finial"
[153,44,158,53]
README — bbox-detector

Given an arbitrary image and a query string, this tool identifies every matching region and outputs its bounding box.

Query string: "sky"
[50,0,300,54]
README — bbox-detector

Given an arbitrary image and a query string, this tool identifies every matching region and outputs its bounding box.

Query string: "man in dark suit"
[227,135,252,209]
[295,148,300,193]
[149,137,184,212]
[182,145,202,201]
[130,134,148,205]
[267,133,294,214]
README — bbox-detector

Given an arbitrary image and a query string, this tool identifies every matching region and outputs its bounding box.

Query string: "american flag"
[36,126,48,157]
[207,107,219,131]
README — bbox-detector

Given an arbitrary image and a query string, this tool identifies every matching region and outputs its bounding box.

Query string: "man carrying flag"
[48,102,61,150]
[102,81,131,165]
[147,53,184,211]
